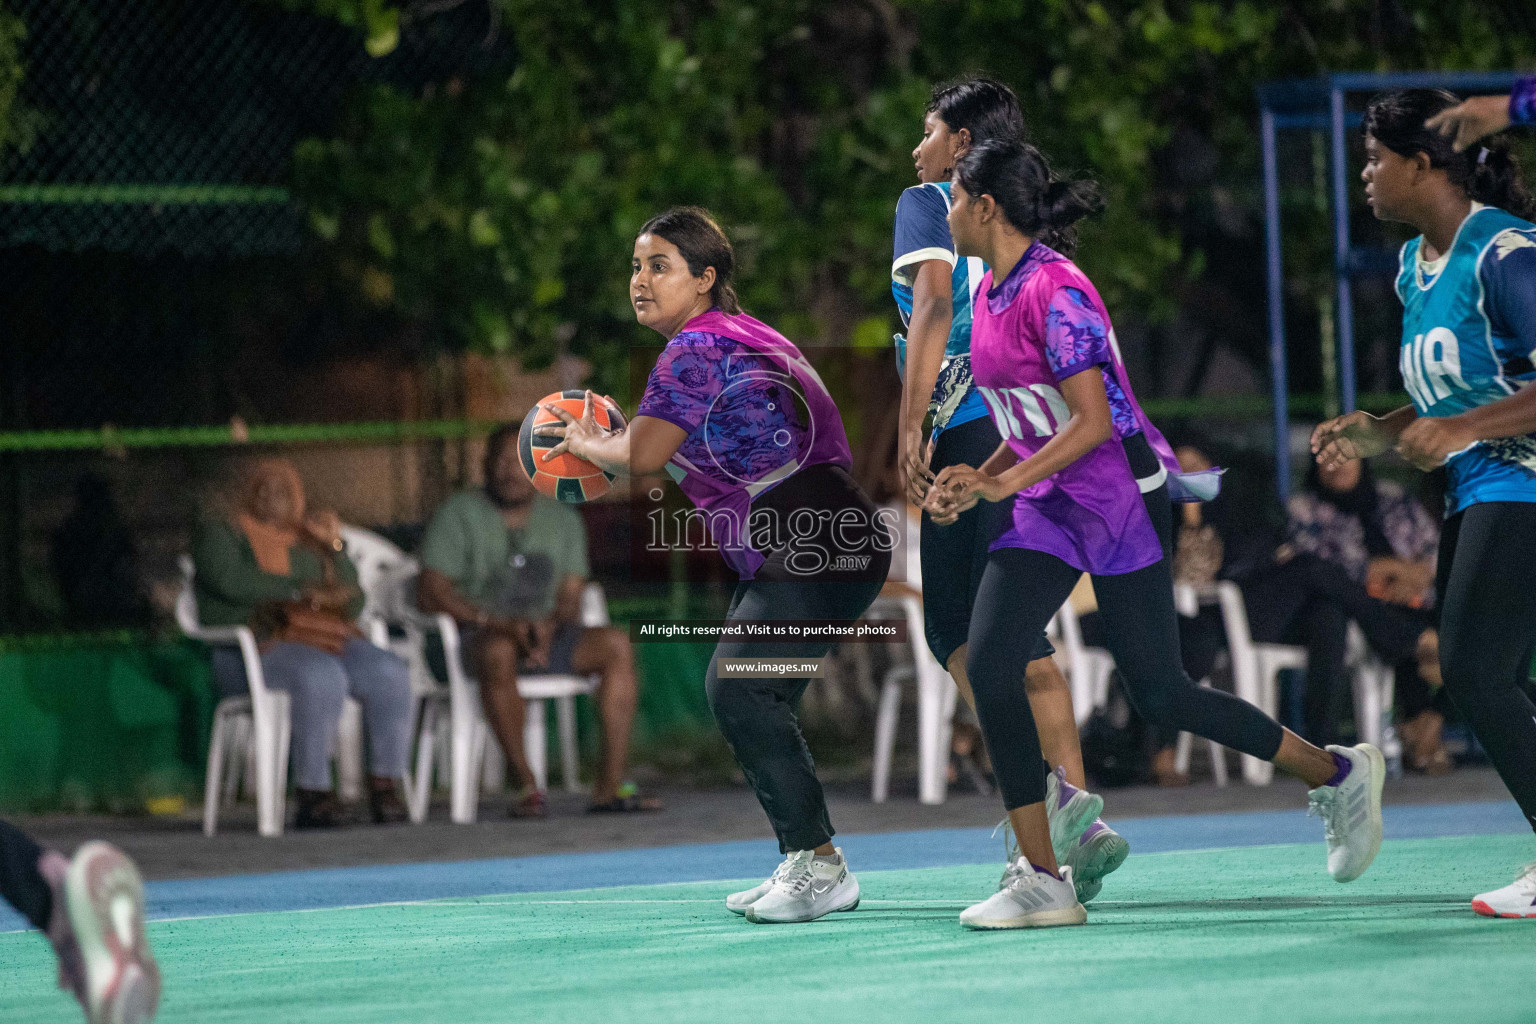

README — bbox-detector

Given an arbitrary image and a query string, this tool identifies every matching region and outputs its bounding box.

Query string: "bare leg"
[949,647,1086,788]
[569,626,640,803]
[1006,802,1058,875]
[477,634,539,792]
[1274,729,1340,787]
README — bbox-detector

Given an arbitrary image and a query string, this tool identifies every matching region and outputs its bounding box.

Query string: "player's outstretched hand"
[1311,410,1391,470]
[1425,94,1512,152]
[534,390,611,460]
[1397,416,1477,472]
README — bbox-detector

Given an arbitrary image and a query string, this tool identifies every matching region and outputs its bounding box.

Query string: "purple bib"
[635,309,853,578]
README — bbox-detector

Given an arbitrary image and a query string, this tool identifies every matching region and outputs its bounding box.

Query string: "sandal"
[587,782,663,814]
[508,789,548,819]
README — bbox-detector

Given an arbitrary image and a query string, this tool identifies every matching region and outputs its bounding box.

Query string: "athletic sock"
[813,851,842,865]
[1323,750,1352,787]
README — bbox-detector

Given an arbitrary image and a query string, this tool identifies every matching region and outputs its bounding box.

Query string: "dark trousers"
[705,464,890,853]
[0,819,52,930]
[968,485,1285,811]
[1435,503,1536,834]
[1243,553,1428,746]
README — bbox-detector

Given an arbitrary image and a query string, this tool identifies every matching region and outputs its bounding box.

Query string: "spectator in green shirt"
[192,459,412,828]
[418,423,656,817]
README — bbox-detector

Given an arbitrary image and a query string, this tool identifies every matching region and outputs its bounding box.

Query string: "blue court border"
[1,800,1527,933]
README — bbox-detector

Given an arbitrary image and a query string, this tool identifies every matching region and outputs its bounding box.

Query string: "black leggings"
[920,416,1052,668]
[968,484,1284,810]
[1435,502,1536,834]
[705,464,890,852]
[1,819,52,930]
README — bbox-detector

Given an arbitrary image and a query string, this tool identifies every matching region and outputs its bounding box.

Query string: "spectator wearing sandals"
[416,422,658,817]
[192,459,413,827]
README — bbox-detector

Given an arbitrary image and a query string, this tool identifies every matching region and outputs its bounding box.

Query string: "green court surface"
[2,834,1531,1024]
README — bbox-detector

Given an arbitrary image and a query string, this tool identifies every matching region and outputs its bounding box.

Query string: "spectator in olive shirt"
[417,423,656,817]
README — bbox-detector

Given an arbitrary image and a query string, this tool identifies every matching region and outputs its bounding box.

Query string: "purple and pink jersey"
[635,309,853,579]
[969,242,1206,576]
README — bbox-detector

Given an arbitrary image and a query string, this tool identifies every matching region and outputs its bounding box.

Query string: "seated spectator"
[192,459,412,827]
[416,422,657,817]
[1243,458,1441,753]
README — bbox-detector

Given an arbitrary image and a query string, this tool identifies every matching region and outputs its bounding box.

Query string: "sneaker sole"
[65,843,161,1024]
[1069,830,1129,902]
[960,903,1087,930]
[1471,899,1536,918]
[1049,791,1104,864]
[1331,743,1385,883]
[745,880,861,924]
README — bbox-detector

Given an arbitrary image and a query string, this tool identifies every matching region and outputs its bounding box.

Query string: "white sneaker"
[1471,862,1536,919]
[1307,743,1385,882]
[1046,766,1104,861]
[961,859,1086,930]
[725,860,790,916]
[64,842,161,1024]
[1063,819,1129,903]
[745,848,860,924]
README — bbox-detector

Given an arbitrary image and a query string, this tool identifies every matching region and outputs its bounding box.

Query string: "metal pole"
[1261,107,1291,505]
[1330,85,1358,413]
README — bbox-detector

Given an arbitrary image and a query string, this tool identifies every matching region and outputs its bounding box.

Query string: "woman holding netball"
[926,139,1385,930]
[537,206,890,924]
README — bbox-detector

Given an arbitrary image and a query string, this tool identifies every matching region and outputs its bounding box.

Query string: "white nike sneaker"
[1306,743,1385,882]
[961,859,1086,930]
[64,842,161,1024]
[1063,819,1129,903]
[745,848,860,924]
[725,859,790,916]
[1471,862,1536,919]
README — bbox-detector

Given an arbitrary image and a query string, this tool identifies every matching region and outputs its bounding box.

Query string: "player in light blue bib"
[1312,89,1536,919]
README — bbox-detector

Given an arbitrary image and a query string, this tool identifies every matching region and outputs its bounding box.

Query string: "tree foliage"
[272,0,1536,398]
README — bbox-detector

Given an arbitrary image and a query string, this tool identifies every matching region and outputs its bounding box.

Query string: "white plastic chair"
[390,570,612,824]
[869,592,957,805]
[1171,583,1230,787]
[1345,622,1402,765]
[177,556,291,837]
[1194,581,1306,785]
[1048,599,1117,726]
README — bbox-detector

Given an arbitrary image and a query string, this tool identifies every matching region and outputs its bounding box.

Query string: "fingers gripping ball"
[519,391,626,503]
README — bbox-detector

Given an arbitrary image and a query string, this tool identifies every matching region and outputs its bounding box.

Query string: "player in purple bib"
[927,139,1387,931]
[537,207,889,925]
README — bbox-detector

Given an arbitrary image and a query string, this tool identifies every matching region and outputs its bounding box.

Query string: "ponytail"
[954,138,1105,245]
[1363,89,1535,220]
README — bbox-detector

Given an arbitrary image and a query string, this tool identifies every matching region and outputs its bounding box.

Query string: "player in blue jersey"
[1313,88,1536,919]
[892,78,1125,902]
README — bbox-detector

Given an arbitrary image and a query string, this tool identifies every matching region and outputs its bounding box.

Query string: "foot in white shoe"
[1064,819,1129,903]
[725,860,791,916]
[1307,743,1385,883]
[745,848,860,924]
[1471,862,1536,918]
[64,842,160,1024]
[961,859,1086,930]
[1046,767,1104,863]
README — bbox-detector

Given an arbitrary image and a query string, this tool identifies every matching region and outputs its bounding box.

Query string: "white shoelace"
[769,850,818,895]
[1513,861,1536,892]
[992,819,1023,889]
[1306,786,1339,842]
